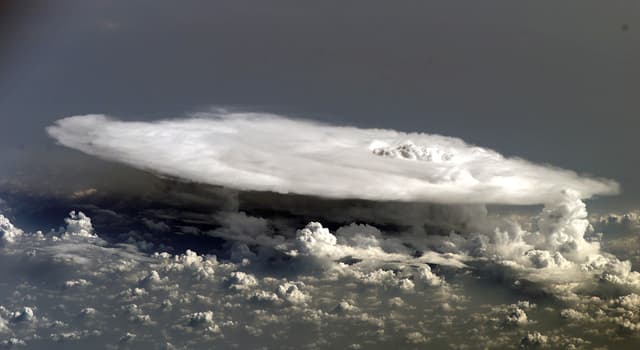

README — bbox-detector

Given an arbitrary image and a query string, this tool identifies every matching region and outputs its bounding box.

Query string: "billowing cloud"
[46,112,618,205]
[2,204,640,348]
[0,214,23,246]
[0,191,640,349]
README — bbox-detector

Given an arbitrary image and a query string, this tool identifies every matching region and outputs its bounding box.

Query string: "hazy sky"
[1,0,638,209]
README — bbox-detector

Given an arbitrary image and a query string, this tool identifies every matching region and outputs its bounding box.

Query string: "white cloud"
[64,279,92,289]
[10,307,35,323]
[0,316,10,334]
[520,332,548,348]
[249,290,280,304]
[405,331,428,344]
[0,337,26,347]
[0,197,639,348]
[79,307,97,318]
[277,282,309,304]
[227,271,258,291]
[415,265,443,287]
[184,311,219,332]
[504,306,528,326]
[295,222,338,255]
[153,249,217,281]
[61,211,95,238]
[50,331,83,342]
[46,112,618,205]
[591,210,640,241]
[139,270,165,288]
[0,214,23,246]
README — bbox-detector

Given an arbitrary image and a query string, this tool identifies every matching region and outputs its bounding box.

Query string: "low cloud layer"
[2,199,640,348]
[47,112,618,205]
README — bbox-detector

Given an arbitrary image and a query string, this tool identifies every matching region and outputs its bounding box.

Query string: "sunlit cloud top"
[47,112,618,205]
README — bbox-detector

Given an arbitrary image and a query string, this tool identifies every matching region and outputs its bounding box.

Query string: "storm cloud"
[47,112,618,205]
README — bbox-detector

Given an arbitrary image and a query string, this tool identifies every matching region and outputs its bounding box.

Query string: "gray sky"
[1,0,638,210]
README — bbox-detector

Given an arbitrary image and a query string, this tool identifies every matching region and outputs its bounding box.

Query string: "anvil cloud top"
[47,111,618,205]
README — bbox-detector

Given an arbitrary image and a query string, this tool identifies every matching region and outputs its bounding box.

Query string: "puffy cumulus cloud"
[74,177,629,311]
[287,221,463,273]
[520,332,548,348]
[0,214,23,245]
[183,311,220,333]
[587,210,640,273]
[592,210,640,235]
[62,211,96,238]
[0,211,468,349]
[1,210,96,250]
[46,112,618,205]
[227,271,258,291]
[3,207,640,348]
[276,282,310,304]
[468,300,535,330]
[10,307,35,323]
[503,303,532,326]
[552,292,640,334]
[415,265,443,287]
[424,190,640,301]
[294,222,338,255]
[152,249,218,281]
[536,190,596,260]
[64,279,92,289]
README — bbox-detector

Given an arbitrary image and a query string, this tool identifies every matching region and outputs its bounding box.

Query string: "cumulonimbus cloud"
[46,112,618,205]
